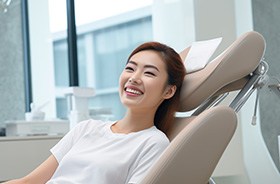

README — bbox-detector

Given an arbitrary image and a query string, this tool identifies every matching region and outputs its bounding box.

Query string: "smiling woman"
[3,41,186,184]
[123,42,186,134]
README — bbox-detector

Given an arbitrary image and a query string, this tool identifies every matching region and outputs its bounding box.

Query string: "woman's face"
[119,50,174,111]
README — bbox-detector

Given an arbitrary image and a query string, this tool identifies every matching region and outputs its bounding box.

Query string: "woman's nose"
[129,73,142,84]
[129,77,141,84]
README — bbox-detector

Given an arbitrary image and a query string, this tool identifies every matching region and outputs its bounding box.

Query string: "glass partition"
[20,0,153,121]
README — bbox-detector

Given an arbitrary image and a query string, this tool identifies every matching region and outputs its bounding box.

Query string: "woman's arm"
[3,155,58,184]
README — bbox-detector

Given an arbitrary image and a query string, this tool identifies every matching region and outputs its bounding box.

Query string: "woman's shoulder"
[134,127,170,157]
[142,127,170,147]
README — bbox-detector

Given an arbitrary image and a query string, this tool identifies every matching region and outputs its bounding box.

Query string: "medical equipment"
[5,87,95,136]
[5,101,69,136]
[24,102,47,121]
[63,87,95,129]
[139,31,277,184]
[5,120,69,136]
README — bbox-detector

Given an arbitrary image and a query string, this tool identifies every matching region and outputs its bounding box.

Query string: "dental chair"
[139,31,266,184]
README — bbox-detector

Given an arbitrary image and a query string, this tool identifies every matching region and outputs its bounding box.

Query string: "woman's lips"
[125,86,143,96]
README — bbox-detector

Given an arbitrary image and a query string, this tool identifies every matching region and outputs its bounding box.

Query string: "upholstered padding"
[139,106,237,184]
[179,31,266,112]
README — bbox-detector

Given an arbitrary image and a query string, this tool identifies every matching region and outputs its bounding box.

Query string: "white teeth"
[126,88,142,95]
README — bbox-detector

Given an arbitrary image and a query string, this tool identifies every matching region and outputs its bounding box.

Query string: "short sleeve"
[50,119,97,163]
[128,138,169,184]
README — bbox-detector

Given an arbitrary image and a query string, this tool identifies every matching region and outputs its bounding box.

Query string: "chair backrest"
[179,31,265,112]
[140,106,237,184]
[168,31,265,141]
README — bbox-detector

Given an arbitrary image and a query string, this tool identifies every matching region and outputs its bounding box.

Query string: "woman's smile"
[125,86,144,96]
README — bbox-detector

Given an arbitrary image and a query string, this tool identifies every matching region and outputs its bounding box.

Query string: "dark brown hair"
[127,42,186,135]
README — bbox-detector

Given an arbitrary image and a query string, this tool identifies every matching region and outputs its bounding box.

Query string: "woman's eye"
[145,71,156,76]
[125,66,134,72]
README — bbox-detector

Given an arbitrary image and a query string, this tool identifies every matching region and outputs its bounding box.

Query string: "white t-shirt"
[47,119,169,184]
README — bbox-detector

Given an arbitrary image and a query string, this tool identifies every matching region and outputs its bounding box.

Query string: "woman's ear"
[163,85,177,99]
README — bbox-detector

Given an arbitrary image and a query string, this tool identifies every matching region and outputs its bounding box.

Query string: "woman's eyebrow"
[127,60,137,66]
[128,60,159,72]
[144,64,159,72]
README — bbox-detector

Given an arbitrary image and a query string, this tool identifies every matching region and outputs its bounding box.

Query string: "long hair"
[126,42,186,135]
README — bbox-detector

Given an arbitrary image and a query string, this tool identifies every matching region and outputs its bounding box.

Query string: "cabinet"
[0,136,61,182]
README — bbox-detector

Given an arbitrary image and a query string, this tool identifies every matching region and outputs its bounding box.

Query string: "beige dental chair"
[140,31,266,184]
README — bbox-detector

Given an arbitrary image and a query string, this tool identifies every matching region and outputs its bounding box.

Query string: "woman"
[4,42,186,184]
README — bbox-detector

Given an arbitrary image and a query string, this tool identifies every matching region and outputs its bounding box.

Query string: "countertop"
[0,135,63,142]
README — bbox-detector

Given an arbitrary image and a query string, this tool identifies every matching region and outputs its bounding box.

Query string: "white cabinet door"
[0,136,61,182]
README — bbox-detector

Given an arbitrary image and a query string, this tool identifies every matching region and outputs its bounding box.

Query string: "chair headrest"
[178,31,266,112]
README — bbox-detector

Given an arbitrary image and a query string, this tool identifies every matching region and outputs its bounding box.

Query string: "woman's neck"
[112,109,155,134]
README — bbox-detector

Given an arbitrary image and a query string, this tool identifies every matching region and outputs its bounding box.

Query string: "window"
[53,11,153,120]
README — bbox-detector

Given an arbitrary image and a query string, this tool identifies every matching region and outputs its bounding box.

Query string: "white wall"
[28,0,56,118]
[152,0,196,52]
